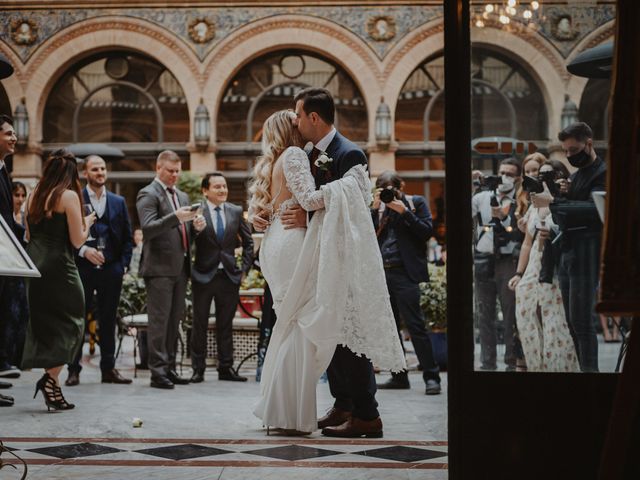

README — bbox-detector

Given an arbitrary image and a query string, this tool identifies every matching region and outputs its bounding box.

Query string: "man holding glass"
[66,155,133,386]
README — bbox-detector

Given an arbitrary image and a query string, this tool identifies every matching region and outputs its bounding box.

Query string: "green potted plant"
[420,263,447,369]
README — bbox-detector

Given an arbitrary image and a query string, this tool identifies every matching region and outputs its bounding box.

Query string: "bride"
[249,110,405,434]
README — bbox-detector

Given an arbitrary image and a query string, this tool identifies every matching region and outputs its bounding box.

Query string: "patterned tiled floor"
[1,437,448,470]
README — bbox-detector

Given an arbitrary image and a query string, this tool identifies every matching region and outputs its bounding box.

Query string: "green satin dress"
[22,213,84,369]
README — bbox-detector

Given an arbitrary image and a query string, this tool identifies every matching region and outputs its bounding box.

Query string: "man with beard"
[66,155,133,386]
[472,158,523,371]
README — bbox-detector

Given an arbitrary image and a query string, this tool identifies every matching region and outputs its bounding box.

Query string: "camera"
[539,170,560,197]
[380,187,400,204]
[481,174,502,192]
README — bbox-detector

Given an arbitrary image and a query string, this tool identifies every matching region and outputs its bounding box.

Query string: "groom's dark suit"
[190,201,253,372]
[311,131,379,421]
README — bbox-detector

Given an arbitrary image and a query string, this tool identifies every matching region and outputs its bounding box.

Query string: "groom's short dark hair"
[294,87,335,125]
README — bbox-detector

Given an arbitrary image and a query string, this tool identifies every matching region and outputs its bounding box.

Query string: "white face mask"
[498,175,515,193]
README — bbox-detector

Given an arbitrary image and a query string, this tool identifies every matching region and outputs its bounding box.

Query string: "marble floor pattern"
[0,337,448,480]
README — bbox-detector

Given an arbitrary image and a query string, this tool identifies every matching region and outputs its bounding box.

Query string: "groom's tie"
[214,206,225,244]
[309,147,320,177]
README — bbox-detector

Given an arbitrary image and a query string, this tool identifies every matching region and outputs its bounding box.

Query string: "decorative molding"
[188,18,216,44]
[367,15,396,42]
[10,18,38,46]
[383,22,443,80]
[24,17,202,87]
[204,17,382,84]
[583,22,616,50]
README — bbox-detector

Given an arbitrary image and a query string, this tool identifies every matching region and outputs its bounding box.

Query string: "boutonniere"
[314,151,333,171]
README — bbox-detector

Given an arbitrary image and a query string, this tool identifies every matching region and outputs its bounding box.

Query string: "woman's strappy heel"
[34,373,75,411]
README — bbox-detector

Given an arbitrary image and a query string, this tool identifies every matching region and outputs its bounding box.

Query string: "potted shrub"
[420,263,447,370]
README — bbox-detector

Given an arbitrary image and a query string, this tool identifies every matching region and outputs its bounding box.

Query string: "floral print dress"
[515,209,580,372]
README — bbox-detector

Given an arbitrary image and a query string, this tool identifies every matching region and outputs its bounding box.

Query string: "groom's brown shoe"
[317,407,351,429]
[321,417,383,438]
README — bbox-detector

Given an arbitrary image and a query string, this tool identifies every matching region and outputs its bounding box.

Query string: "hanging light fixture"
[13,98,29,146]
[561,94,579,129]
[473,1,542,31]
[375,97,392,148]
[193,98,210,150]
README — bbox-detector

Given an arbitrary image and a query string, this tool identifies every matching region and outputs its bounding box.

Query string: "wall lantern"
[561,94,579,129]
[194,98,211,150]
[375,96,392,148]
[13,97,29,146]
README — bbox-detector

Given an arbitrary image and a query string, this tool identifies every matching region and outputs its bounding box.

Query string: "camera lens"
[380,188,395,203]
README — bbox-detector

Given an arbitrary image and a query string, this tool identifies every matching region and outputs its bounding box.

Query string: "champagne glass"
[95,236,106,270]
[83,203,95,241]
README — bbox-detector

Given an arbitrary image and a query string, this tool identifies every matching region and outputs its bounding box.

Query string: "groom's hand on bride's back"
[282,205,307,230]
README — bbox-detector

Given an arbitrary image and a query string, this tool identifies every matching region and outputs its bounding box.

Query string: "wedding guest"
[508,161,579,372]
[66,155,133,386]
[0,115,23,400]
[190,172,253,383]
[3,182,29,368]
[136,150,197,389]
[12,181,26,225]
[22,149,96,411]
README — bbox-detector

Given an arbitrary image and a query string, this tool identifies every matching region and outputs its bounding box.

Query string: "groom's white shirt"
[314,127,336,152]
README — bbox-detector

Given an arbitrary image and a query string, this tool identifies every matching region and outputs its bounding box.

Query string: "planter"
[430,330,447,371]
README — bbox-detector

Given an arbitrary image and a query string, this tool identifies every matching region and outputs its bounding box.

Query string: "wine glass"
[95,236,106,270]
[83,204,95,241]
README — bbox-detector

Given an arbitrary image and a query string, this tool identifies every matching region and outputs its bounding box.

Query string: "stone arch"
[381,17,444,126]
[471,25,568,139]
[0,41,25,112]
[21,16,202,143]
[202,15,382,146]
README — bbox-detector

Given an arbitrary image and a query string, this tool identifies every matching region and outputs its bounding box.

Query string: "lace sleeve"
[283,147,325,211]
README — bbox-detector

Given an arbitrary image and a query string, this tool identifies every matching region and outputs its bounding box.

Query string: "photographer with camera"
[530,122,606,372]
[472,158,524,371]
[372,171,441,395]
[508,160,579,372]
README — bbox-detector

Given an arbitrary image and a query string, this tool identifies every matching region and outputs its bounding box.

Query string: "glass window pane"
[469,0,619,373]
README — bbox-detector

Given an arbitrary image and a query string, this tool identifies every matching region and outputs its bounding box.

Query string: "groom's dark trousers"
[311,130,379,421]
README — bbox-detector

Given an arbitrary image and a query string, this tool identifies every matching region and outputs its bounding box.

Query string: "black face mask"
[567,147,592,168]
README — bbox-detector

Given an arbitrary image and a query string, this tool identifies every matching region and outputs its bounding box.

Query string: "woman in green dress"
[22,149,95,411]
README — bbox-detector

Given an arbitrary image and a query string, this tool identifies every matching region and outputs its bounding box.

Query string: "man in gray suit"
[190,172,253,383]
[136,150,203,389]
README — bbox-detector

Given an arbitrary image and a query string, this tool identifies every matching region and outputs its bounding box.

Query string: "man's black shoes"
[0,380,12,389]
[150,376,174,389]
[377,371,410,390]
[167,370,190,385]
[218,368,247,382]
[0,393,14,406]
[190,369,205,383]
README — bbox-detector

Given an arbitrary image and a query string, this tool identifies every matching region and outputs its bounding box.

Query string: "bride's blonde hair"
[249,110,304,215]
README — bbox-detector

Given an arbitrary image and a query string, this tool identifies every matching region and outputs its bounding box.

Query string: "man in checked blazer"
[136,150,200,389]
[189,172,253,383]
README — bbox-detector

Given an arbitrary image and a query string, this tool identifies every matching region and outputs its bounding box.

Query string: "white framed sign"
[0,215,40,277]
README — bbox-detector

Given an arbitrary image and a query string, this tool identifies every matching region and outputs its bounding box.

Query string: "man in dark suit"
[136,150,198,389]
[531,122,606,372]
[0,114,21,405]
[66,155,133,386]
[371,170,441,395]
[190,172,253,383]
[255,87,381,437]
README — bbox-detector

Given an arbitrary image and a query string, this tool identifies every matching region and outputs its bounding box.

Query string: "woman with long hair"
[515,152,547,232]
[508,160,579,372]
[249,109,404,434]
[22,149,96,411]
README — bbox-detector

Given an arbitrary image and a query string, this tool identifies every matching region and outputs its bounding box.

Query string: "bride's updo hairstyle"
[249,110,303,216]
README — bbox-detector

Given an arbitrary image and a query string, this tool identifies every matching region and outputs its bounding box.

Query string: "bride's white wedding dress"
[253,146,405,433]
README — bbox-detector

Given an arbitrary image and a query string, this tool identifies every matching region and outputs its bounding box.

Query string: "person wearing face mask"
[530,122,606,372]
[472,158,524,371]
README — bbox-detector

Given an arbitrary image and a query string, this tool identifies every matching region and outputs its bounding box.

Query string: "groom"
[254,87,382,438]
